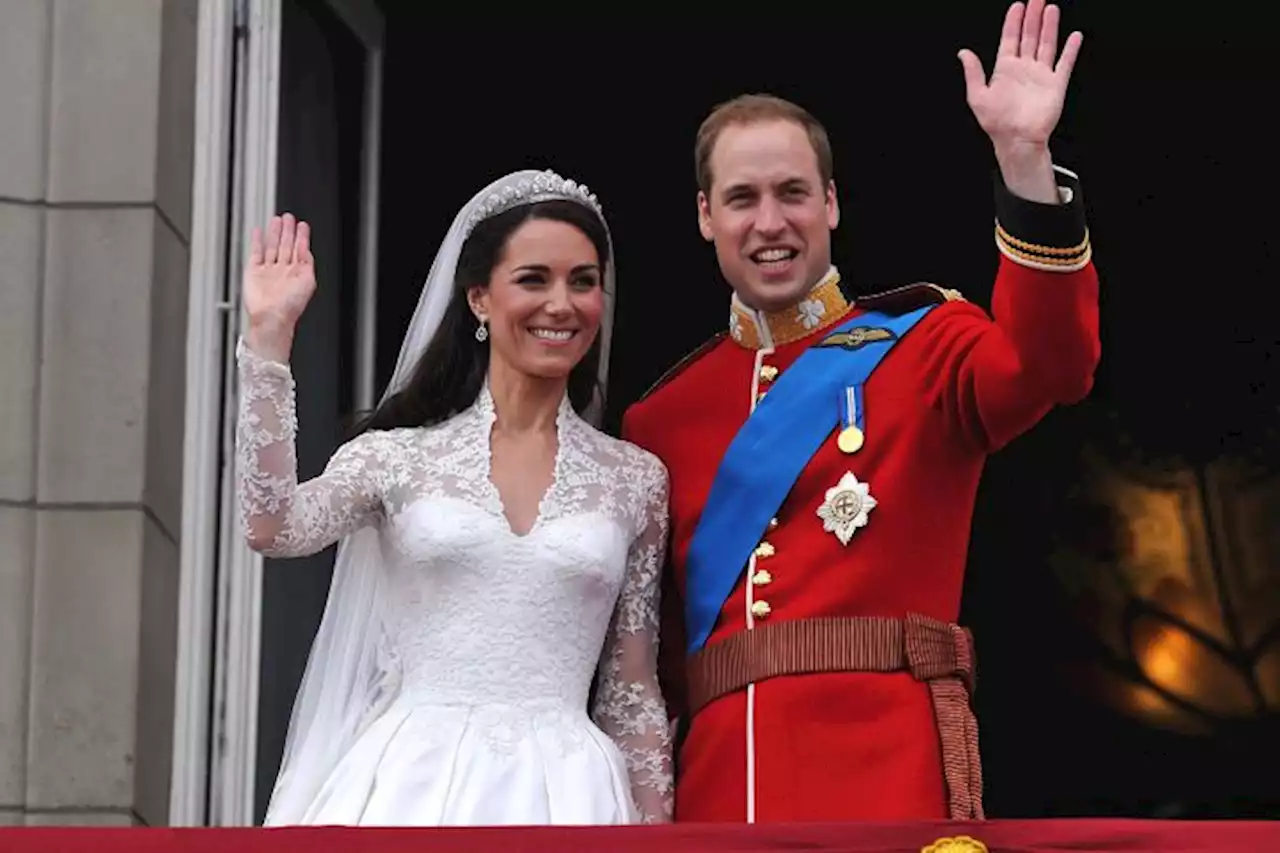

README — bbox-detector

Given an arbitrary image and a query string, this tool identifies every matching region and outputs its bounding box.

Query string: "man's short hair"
[694,93,834,194]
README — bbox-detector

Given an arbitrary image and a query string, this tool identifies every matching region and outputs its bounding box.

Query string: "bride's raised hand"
[244,212,315,361]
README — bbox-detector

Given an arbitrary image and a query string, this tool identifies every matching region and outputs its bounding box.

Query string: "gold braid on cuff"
[995,221,1092,272]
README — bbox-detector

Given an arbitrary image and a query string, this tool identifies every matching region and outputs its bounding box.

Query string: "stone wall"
[0,0,198,827]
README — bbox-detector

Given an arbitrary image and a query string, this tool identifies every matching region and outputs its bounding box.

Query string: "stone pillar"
[0,0,197,827]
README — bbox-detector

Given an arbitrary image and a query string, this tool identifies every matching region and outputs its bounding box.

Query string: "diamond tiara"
[462,170,604,238]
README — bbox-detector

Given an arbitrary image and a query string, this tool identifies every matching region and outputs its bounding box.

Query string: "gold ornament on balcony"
[921,836,988,853]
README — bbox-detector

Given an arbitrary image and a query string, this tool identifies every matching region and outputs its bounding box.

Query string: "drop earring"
[474,318,488,342]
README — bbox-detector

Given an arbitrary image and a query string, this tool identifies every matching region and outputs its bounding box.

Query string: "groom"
[622,0,1098,824]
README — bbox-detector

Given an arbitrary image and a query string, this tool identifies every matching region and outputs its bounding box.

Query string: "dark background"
[260,1,1279,822]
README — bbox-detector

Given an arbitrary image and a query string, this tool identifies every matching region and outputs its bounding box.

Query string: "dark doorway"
[254,0,367,824]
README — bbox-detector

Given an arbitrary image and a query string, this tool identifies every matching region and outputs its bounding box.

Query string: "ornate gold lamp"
[1047,403,1280,735]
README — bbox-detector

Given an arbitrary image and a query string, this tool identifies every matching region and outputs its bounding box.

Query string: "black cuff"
[993,166,1091,272]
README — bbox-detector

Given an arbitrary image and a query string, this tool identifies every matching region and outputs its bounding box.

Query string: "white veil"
[263,169,616,825]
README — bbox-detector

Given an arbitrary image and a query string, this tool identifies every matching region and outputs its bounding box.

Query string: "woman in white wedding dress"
[235,170,672,826]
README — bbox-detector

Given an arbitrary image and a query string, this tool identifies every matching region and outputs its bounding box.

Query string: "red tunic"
[621,168,1100,823]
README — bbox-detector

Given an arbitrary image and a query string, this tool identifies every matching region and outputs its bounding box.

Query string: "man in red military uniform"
[621,0,1098,824]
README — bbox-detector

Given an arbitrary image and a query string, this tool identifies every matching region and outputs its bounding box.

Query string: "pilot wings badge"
[817,326,896,351]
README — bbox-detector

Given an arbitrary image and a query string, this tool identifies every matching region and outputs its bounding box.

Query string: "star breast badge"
[816,471,876,545]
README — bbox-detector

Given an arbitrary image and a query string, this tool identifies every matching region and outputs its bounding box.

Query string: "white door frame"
[171,0,384,827]
[169,0,240,827]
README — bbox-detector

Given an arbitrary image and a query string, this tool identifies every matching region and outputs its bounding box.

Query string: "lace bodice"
[235,340,673,823]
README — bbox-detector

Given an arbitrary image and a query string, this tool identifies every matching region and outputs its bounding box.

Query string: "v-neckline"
[476,384,570,539]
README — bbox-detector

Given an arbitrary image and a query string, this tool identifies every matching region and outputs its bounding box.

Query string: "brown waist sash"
[684,614,983,820]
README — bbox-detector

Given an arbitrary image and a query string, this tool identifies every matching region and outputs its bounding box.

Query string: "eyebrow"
[721,177,810,199]
[512,264,600,274]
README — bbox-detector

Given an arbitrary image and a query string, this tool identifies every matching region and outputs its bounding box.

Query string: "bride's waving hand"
[244,213,315,360]
[237,212,386,557]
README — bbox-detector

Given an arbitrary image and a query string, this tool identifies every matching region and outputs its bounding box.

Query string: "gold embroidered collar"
[728,267,851,350]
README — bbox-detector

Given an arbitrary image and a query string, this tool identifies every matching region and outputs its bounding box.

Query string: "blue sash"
[684,306,935,654]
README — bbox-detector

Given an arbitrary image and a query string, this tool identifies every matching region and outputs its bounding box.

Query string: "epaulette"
[854,282,966,315]
[637,331,727,402]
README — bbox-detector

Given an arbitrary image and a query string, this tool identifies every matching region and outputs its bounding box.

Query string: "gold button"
[751,600,771,618]
[754,541,775,559]
[752,569,772,586]
[759,364,779,382]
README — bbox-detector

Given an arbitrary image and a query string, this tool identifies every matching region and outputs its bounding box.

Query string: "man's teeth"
[755,249,795,262]
[530,328,574,341]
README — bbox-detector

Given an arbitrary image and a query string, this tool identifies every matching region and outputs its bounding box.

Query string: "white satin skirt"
[265,698,638,826]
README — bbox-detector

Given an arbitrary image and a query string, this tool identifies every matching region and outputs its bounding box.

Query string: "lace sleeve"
[236,338,384,558]
[591,455,674,823]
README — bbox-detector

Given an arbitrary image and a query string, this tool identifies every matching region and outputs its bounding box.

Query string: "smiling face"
[697,119,839,313]
[467,217,605,380]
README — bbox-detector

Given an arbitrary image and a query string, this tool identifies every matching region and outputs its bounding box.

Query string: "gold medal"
[837,425,864,454]
[837,386,865,454]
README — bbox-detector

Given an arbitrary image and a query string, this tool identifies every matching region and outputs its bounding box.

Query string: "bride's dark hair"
[351,199,610,436]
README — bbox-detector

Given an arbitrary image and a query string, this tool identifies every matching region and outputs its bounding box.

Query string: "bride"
[235,170,673,826]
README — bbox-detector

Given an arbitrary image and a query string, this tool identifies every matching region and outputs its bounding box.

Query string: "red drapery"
[3,819,1278,852]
